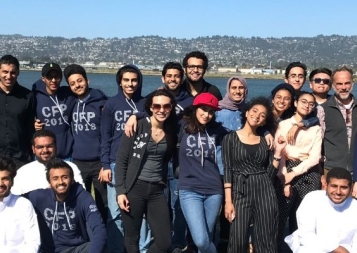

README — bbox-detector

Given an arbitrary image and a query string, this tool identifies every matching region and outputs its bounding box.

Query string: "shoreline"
[21,68,283,80]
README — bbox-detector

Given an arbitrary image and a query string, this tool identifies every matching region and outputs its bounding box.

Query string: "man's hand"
[332,245,350,253]
[98,168,112,183]
[124,115,138,137]
[34,119,45,131]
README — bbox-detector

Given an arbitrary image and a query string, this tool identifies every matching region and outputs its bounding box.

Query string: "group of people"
[0,51,357,253]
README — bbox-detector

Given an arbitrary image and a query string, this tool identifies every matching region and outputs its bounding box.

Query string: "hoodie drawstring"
[51,201,73,234]
[126,98,138,113]
[198,129,217,167]
[74,101,92,134]
[51,201,58,235]
[49,95,70,126]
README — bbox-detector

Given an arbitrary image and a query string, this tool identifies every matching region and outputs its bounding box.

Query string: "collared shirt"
[0,83,35,160]
[0,193,40,253]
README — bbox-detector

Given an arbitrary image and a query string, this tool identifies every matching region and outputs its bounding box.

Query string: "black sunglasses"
[313,78,330,85]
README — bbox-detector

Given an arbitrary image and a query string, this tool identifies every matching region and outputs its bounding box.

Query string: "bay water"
[18,71,342,99]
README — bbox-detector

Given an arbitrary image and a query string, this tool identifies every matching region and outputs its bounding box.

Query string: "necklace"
[152,128,163,136]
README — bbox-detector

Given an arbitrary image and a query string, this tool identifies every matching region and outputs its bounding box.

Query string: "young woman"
[274,92,322,253]
[222,97,286,253]
[271,83,295,123]
[178,92,228,253]
[115,89,177,253]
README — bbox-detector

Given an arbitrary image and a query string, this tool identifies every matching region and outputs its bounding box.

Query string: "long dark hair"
[144,89,178,157]
[182,105,222,134]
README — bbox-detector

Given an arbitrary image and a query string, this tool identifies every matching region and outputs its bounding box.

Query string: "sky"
[3,0,357,39]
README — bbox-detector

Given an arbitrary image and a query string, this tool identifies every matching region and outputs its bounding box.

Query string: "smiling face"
[162,68,182,91]
[284,66,306,91]
[0,63,19,92]
[150,95,172,122]
[332,70,354,101]
[32,136,56,164]
[272,89,292,115]
[196,106,215,126]
[48,167,73,201]
[184,57,205,83]
[41,70,62,95]
[245,104,267,127]
[67,73,89,99]
[294,93,315,116]
[120,72,139,98]
[229,79,246,103]
[326,178,351,204]
[309,72,331,95]
[0,170,12,201]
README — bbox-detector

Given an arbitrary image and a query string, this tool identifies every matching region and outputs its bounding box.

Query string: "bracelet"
[273,156,281,161]
[293,123,299,127]
[224,186,232,189]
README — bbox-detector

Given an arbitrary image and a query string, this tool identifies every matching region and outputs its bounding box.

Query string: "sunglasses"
[313,78,330,85]
[151,103,172,111]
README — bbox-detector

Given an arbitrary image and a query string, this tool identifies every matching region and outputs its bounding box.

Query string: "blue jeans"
[167,162,187,249]
[179,190,222,253]
[107,163,151,253]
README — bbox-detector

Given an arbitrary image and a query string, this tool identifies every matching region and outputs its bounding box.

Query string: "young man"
[182,51,222,100]
[0,55,35,168]
[27,158,107,253]
[285,167,357,253]
[309,68,332,105]
[0,156,40,252]
[100,65,149,253]
[284,61,308,93]
[33,63,76,160]
[11,129,84,195]
[63,64,108,223]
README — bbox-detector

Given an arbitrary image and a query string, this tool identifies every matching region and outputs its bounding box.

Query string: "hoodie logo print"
[44,207,76,231]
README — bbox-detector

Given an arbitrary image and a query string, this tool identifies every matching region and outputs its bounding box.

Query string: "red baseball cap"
[193,92,221,111]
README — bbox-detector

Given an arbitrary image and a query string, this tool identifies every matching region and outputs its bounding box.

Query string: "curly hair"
[241,96,276,133]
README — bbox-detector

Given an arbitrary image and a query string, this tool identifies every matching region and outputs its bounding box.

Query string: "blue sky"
[4,0,357,39]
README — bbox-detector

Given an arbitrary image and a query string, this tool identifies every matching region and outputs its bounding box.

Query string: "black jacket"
[0,83,35,161]
[183,79,222,100]
[114,117,173,195]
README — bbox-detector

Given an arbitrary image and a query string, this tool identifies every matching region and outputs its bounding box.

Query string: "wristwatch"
[273,156,281,161]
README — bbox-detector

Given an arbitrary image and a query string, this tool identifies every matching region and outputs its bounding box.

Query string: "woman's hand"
[284,171,296,185]
[224,202,236,223]
[264,134,274,150]
[274,135,287,153]
[284,184,292,198]
[117,194,130,212]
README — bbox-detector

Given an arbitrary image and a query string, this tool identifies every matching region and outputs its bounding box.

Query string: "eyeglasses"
[45,75,61,82]
[186,65,204,71]
[298,99,315,108]
[313,78,330,85]
[288,74,305,80]
[151,103,172,112]
[34,144,55,150]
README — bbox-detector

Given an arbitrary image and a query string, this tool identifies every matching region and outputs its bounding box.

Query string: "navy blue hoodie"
[33,80,76,159]
[27,182,107,253]
[178,124,228,195]
[72,88,107,160]
[101,65,145,170]
[172,85,194,116]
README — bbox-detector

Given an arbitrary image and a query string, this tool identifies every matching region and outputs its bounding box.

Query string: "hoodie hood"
[116,64,143,102]
[165,85,194,116]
